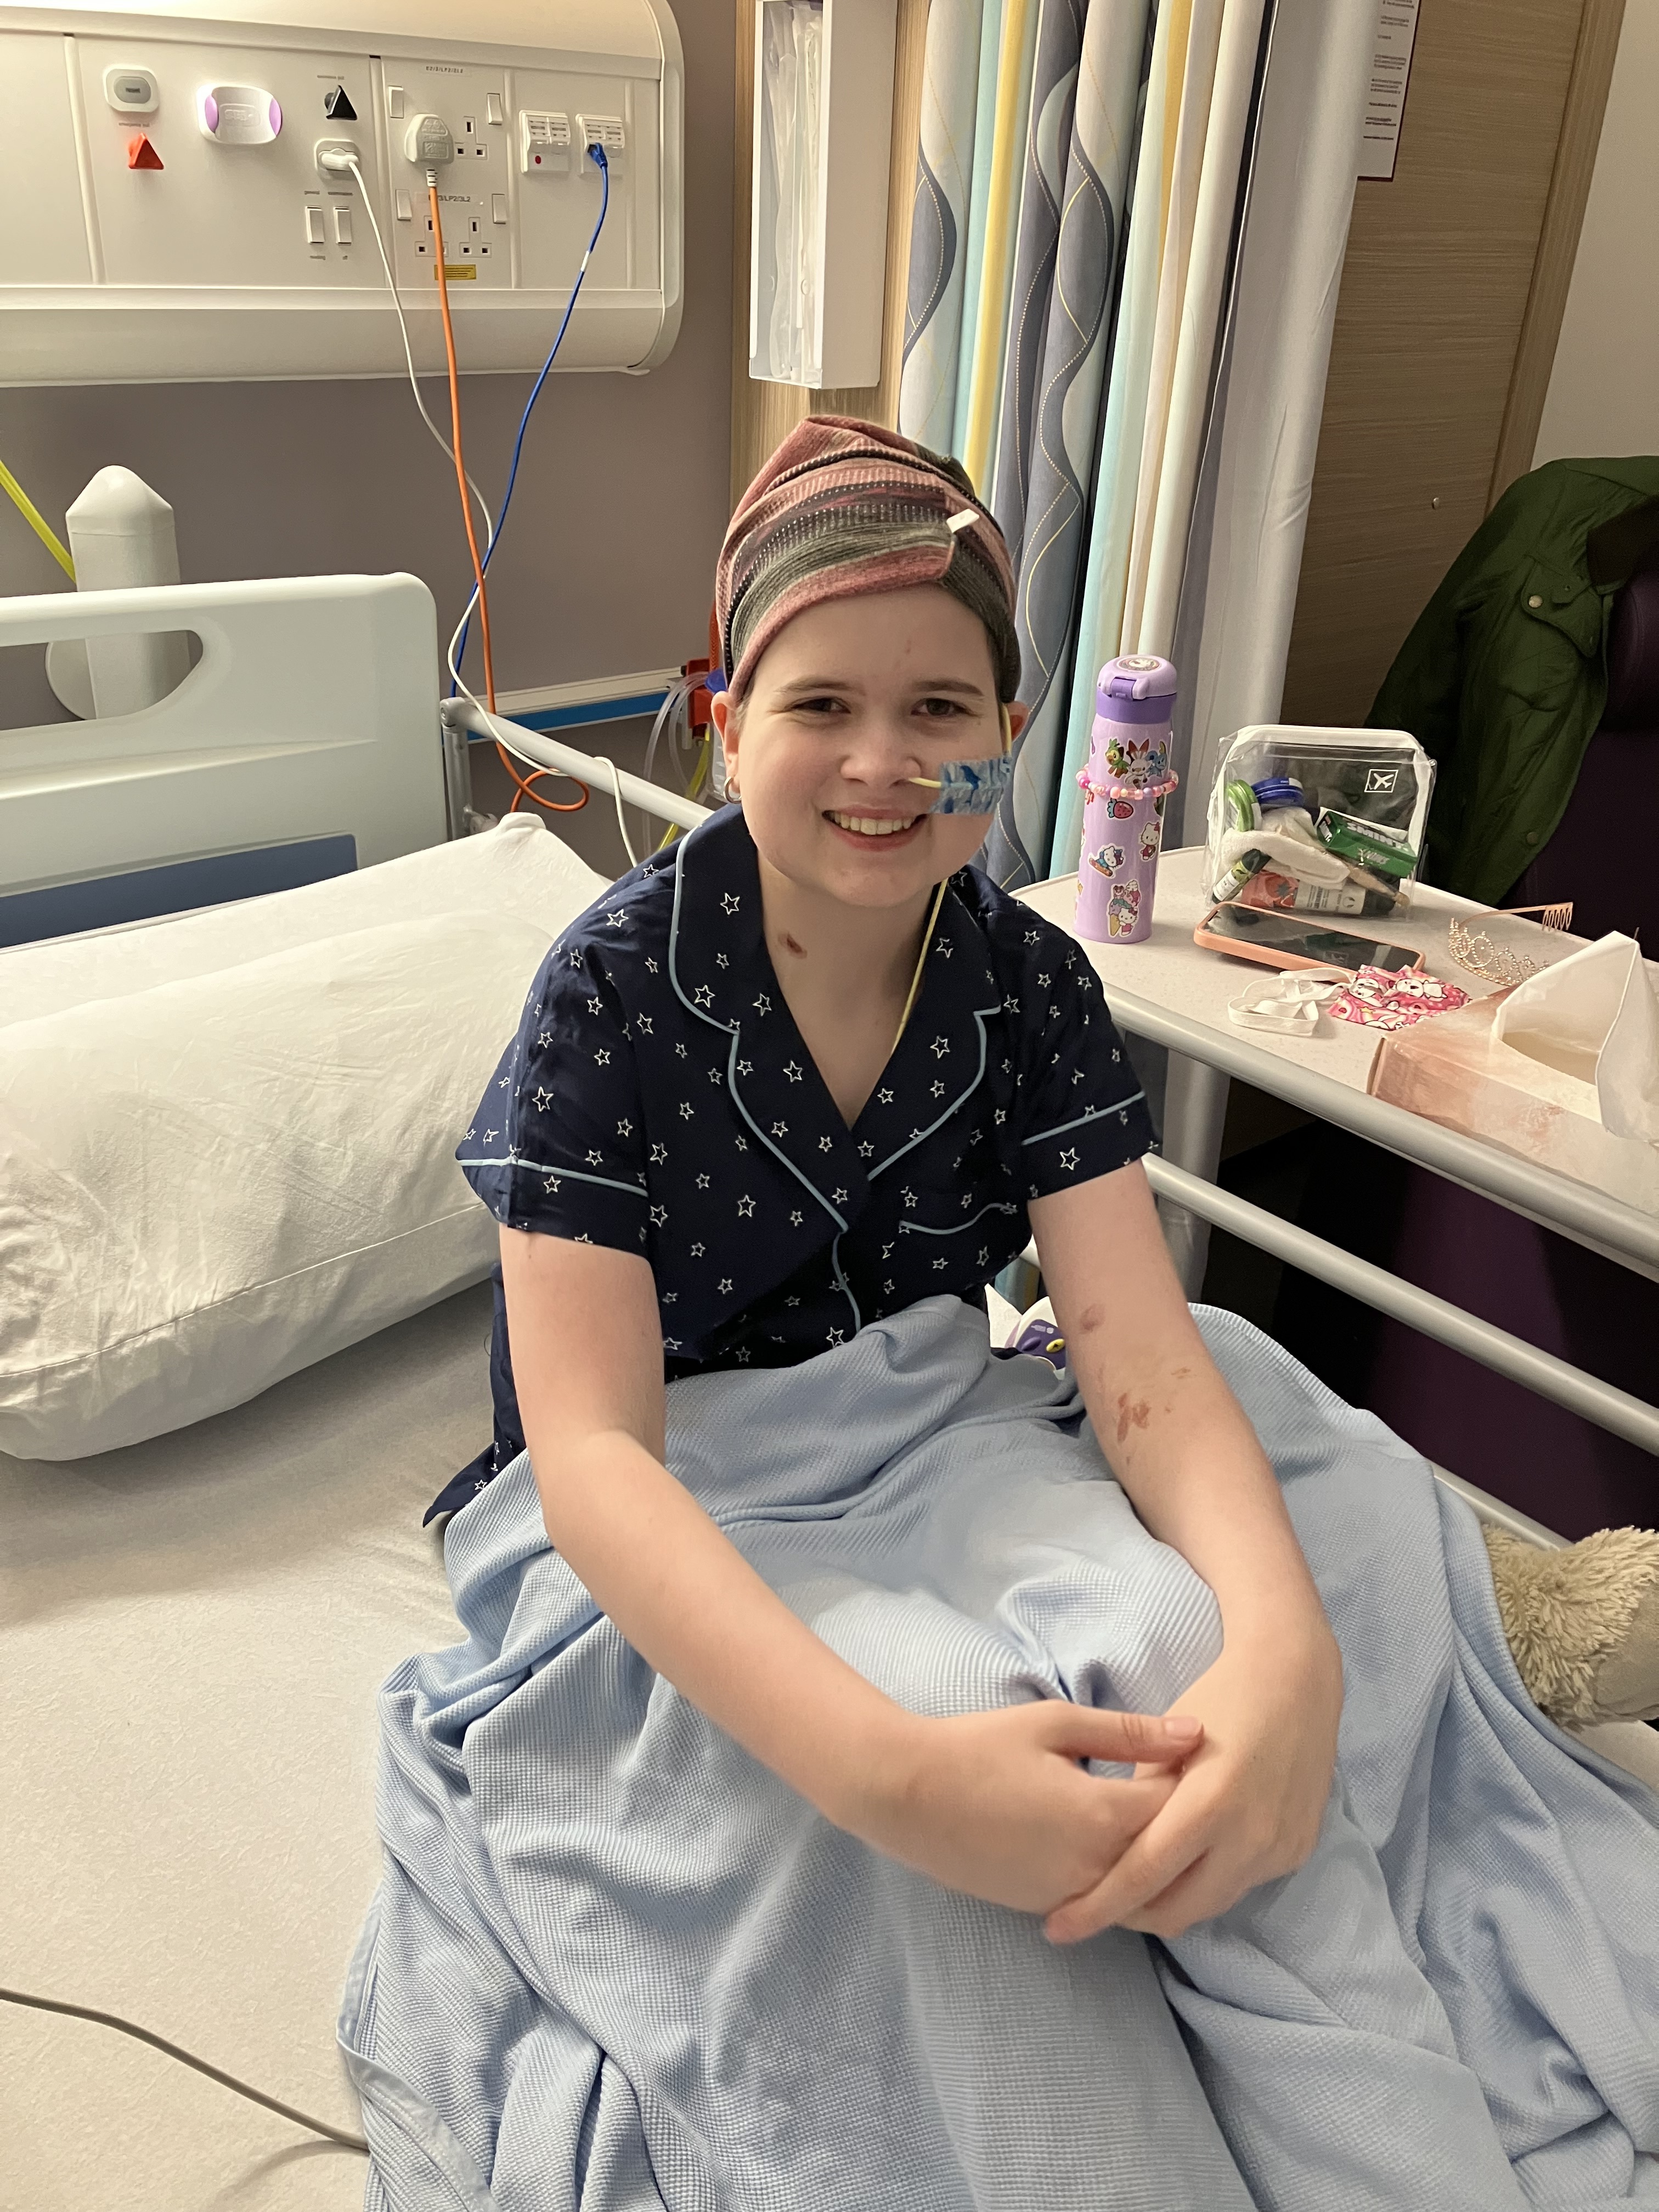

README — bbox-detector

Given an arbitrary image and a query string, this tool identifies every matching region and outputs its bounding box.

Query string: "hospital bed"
[2,579,1655,2212]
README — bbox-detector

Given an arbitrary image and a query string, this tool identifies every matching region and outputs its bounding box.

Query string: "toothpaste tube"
[1314,809,1418,880]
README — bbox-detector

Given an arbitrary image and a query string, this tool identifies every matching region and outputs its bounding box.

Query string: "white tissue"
[1491,932,1659,1143]
[1215,825,1349,886]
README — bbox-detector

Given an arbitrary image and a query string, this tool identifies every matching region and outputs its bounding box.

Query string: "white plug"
[315,140,358,177]
[403,112,455,167]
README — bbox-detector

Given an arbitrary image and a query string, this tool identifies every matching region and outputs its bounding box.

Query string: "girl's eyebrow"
[772,674,989,698]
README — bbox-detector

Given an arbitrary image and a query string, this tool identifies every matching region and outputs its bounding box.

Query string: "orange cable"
[429,177,588,819]
[430,179,495,710]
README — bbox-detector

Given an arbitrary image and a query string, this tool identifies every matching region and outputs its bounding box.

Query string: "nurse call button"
[106,65,159,114]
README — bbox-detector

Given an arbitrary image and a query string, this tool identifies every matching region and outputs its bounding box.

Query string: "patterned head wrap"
[715,416,1020,707]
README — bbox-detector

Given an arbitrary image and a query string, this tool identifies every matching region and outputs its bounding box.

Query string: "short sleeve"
[1014,929,1153,1199]
[455,941,651,1254]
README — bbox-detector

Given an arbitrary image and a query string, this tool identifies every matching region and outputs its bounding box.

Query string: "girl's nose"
[838,714,923,783]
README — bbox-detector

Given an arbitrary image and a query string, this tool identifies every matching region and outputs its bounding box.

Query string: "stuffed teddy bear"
[1484,1525,1659,1726]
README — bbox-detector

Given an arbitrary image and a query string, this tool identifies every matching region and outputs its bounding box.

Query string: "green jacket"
[1368,456,1659,906]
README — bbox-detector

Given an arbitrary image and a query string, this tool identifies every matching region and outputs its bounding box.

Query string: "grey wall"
[0,0,733,737]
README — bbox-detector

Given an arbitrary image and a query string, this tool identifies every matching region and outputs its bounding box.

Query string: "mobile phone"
[1192,901,1425,975]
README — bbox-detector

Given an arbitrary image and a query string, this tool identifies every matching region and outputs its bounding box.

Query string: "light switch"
[394,188,413,222]
[486,93,505,126]
[386,86,405,119]
[304,204,326,245]
[333,205,353,244]
[492,192,507,224]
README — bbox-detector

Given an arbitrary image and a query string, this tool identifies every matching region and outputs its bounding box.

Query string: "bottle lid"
[1096,654,1177,714]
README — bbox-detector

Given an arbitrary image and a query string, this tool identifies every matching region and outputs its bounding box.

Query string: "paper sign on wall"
[1359,0,1420,181]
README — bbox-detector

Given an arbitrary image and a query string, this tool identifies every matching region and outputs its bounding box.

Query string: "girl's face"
[712,586,1025,911]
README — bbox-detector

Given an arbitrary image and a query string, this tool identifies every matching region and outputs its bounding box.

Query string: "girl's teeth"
[831,814,917,837]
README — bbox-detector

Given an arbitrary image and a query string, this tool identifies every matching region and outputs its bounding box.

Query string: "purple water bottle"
[1074,655,1179,944]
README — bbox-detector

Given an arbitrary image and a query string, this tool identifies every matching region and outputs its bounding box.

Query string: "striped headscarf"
[715,416,1020,707]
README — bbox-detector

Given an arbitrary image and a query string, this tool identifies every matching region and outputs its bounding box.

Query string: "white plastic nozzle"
[46,466,190,721]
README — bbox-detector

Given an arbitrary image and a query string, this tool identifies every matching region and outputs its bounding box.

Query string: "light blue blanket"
[341,1301,1659,2211]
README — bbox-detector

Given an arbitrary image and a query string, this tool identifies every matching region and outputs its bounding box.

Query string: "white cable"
[446,598,600,817]
[589,755,640,868]
[340,154,494,556]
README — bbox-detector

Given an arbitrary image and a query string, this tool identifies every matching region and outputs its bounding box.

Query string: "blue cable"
[451,144,611,693]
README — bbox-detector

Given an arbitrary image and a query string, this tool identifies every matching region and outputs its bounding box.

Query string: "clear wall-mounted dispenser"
[748,0,896,390]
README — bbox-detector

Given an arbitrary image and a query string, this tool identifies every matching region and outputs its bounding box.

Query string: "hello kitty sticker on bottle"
[1075,656,1179,945]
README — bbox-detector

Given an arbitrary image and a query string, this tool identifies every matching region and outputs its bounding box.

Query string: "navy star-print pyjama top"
[443,803,1152,1510]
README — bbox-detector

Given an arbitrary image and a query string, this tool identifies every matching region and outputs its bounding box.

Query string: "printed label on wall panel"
[1359,0,1421,181]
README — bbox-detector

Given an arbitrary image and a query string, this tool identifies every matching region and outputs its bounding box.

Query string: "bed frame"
[0,573,447,945]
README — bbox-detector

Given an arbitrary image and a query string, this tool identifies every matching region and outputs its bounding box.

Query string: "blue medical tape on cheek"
[910,703,1017,814]
[917,753,1017,814]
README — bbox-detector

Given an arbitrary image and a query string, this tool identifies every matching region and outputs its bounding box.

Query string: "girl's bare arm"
[1030,1160,1343,1943]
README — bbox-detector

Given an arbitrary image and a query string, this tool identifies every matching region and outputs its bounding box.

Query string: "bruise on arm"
[1114,1393,1151,1446]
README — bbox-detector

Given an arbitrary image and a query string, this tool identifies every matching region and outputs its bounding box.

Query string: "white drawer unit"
[0,0,683,382]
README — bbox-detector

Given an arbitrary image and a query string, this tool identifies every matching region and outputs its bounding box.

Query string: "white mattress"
[2,1283,495,2212]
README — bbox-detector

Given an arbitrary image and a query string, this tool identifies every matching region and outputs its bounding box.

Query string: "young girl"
[351,420,1658,2212]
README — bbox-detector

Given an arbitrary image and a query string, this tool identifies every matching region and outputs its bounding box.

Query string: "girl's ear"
[1007,702,1029,744]
[710,690,740,797]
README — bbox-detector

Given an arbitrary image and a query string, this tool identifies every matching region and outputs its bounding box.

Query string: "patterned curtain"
[1051,0,1268,872]
[979,0,1152,885]
[957,0,1040,493]
[900,0,1292,890]
[989,0,1086,566]
[899,0,985,452]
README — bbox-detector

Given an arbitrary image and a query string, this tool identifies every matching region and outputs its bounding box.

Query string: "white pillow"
[0,809,600,1026]
[0,828,606,1462]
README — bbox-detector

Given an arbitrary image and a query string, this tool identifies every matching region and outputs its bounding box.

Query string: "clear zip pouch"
[1203,724,1436,922]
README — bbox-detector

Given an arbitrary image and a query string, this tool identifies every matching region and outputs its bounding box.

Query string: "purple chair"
[1357,556,1659,1537]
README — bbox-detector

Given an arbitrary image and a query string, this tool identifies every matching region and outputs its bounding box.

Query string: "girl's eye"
[793,695,849,716]
[917,697,968,719]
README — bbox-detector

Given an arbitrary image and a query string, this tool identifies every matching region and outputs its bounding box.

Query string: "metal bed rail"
[443,699,710,830]
[441,731,1657,1482]
[1143,1156,1659,1457]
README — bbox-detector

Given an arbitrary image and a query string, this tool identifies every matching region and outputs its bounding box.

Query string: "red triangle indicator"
[127,132,164,171]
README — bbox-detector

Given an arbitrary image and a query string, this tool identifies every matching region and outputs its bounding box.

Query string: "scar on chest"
[780,933,806,958]
[1114,1392,1152,1444]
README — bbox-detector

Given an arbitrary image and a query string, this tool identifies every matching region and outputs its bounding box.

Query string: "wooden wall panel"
[1280,0,1588,731]
[1489,0,1627,501]
[730,0,930,509]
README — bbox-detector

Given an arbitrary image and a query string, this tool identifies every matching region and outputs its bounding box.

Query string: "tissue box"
[1368,991,1659,1211]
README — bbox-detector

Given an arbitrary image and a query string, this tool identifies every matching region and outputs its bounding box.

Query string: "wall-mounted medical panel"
[0,1,682,383]
[748,0,895,390]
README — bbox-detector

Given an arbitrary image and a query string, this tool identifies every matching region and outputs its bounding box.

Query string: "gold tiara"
[1446,902,1573,987]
